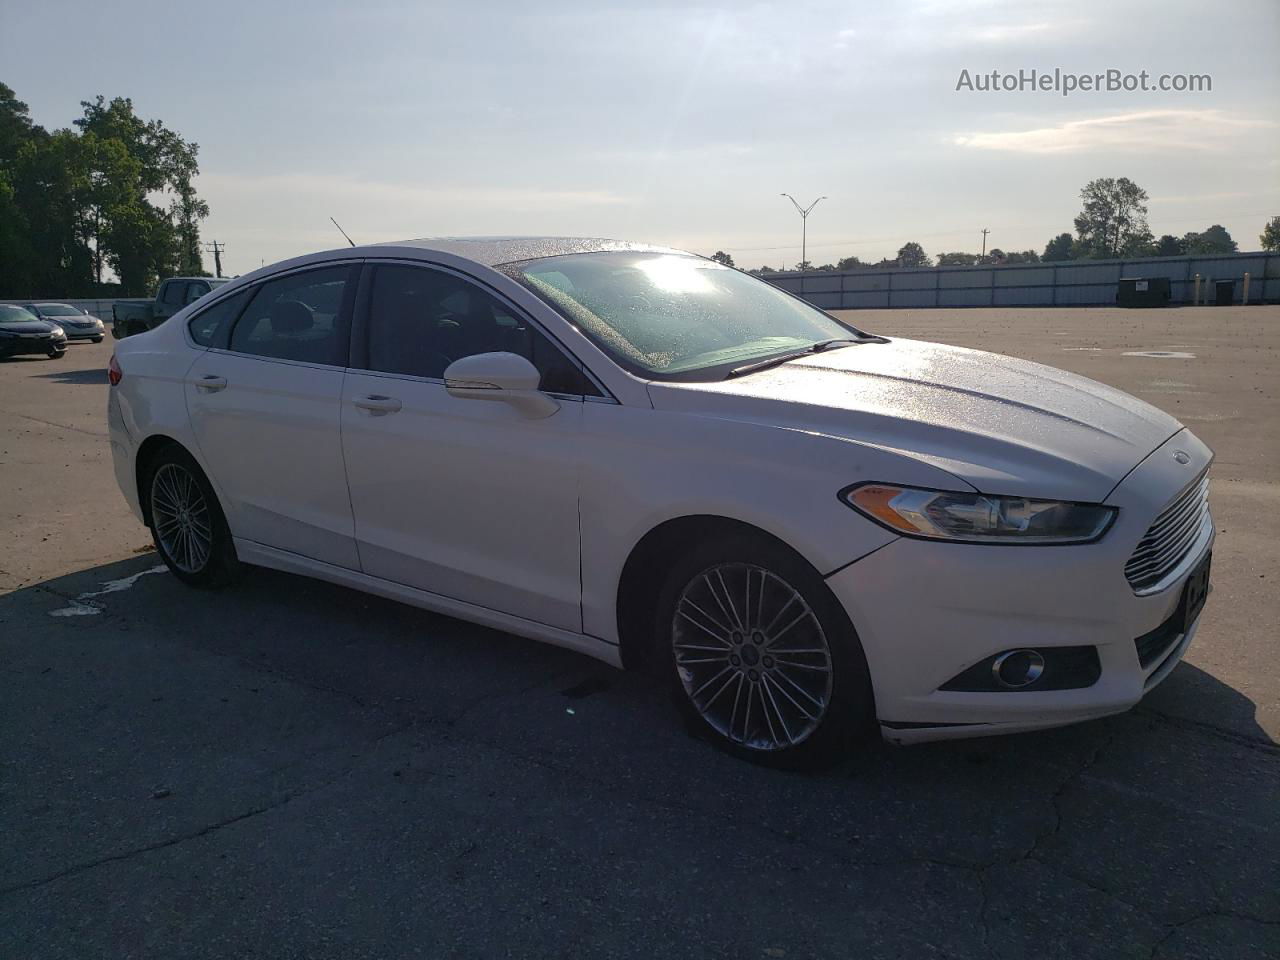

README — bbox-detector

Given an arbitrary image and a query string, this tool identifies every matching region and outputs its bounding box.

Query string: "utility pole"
[781,193,827,269]
[205,241,226,278]
[980,228,990,260]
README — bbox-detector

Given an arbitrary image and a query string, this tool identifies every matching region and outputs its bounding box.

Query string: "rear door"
[339,261,592,631]
[184,262,362,568]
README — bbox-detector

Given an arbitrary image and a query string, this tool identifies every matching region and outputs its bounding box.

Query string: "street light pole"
[781,193,827,269]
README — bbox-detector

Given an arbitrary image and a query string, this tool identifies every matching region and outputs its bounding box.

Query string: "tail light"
[108,354,122,386]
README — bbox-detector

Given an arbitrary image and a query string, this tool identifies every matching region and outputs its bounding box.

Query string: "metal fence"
[766,251,1279,309]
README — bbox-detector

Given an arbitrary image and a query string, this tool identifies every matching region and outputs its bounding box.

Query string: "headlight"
[842,483,1116,544]
[51,327,66,338]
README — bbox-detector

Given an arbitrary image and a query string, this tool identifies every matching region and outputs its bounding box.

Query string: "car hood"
[646,337,1182,502]
[0,319,58,334]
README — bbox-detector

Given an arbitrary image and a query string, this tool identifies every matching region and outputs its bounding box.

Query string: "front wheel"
[47,349,65,359]
[92,336,104,343]
[655,535,876,770]
[145,445,241,587]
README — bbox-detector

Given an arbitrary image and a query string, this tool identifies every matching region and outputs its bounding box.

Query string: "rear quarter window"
[187,289,252,347]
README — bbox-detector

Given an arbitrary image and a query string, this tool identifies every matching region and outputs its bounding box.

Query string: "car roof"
[31,302,76,307]
[364,236,689,267]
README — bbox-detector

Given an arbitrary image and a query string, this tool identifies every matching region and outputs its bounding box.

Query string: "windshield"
[0,305,38,323]
[37,304,83,316]
[504,252,869,380]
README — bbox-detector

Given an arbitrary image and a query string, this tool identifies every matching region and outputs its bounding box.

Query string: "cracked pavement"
[2,308,1278,959]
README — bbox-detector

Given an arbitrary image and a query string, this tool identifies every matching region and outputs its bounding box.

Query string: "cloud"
[953,109,1273,154]
[198,172,634,214]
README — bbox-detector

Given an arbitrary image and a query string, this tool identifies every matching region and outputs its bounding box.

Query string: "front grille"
[1124,472,1209,592]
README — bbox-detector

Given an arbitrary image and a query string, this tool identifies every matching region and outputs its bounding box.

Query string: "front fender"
[578,402,970,644]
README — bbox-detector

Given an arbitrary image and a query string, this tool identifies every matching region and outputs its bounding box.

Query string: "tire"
[47,349,65,359]
[143,444,241,588]
[92,336,104,343]
[654,533,876,770]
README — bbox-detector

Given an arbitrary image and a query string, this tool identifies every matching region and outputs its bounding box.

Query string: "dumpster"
[1214,279,1235,306]
[1117,277,1170,307]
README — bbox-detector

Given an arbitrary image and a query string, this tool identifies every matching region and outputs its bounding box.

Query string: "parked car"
[0,304,68,359]
[22,302,106,342]
[106,238,1214,768]
[111,276,233,339]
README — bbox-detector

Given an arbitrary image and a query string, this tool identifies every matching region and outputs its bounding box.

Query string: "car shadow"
[5,553,1277,949]
[31,367,108,385]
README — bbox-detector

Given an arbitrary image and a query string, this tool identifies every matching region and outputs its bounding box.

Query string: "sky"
[2,0,1278,272]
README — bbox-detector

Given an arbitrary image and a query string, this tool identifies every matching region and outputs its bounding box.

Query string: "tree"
[709,250,735,267]
[1262,217,1280,252]
[1042,232,1074,262]
[936,252,977,266]
[748,265,776,275]
[1182,224,1237,255]
[75,95,208,284]
[1005,250,1040,265]
[835,255,864,271]
[896,242,931,267]
[1154,234,1185,257]
[815,263,836,271]
[1072,177,1151,258]
[794,260,814,272]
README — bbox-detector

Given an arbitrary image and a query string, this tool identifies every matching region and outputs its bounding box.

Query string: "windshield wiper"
[725,337,874,379]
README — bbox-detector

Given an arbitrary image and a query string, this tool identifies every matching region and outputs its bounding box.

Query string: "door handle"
[353,394,403,415]
[194,375,227,393]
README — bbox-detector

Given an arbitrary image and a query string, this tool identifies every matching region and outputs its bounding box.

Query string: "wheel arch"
[134,434,187,527]
[615,514,817,674]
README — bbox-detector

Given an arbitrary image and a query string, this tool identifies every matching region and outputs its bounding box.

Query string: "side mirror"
[443,352,559,419]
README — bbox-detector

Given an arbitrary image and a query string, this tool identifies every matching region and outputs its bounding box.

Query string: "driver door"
[340,262,592,632]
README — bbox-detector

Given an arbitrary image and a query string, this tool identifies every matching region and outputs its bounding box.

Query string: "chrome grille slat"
[1140,486,1203,540]
[1127,504,1208,571]
[1125,472,1209,592]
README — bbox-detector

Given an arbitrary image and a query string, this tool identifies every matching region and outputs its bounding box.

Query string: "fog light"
[992,649,1045,689]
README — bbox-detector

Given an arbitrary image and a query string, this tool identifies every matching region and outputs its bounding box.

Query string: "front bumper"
[59,324,105,340]
[0,334,66,356]
[827,429,1214,745]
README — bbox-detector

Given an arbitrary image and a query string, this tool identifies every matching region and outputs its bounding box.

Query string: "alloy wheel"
[672,562,834,751]
[151,463,213,574]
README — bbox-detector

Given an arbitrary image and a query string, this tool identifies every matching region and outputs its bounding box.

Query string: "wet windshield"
[505,252,870,380]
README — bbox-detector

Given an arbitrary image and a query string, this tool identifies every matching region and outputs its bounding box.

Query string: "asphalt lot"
[2,306,1277,959]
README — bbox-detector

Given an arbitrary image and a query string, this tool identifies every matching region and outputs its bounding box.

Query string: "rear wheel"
[144,445,241,587]
[655,534,876,770]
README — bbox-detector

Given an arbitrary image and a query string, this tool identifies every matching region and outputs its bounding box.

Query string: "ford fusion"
[106,238,1213,768]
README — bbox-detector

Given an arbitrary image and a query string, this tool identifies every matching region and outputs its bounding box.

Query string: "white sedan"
[107,238,1213,768]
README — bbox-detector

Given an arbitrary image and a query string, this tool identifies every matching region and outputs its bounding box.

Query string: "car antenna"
[330,217,355,247]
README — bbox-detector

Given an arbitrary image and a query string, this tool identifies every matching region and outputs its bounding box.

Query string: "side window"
[229,265,354,365]
[188,289,251,347]
[159,281,184,306]
[365,264,595,395]
[184,281,210,305]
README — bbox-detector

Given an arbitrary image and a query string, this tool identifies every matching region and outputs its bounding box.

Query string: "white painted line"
[48,564,168,617]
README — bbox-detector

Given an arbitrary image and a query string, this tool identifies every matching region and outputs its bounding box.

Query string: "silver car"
[22,303,106,342]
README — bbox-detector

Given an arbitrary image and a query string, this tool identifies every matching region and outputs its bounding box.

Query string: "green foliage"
[1042,233,1074,262]
[1181,224,1237,255]
[1072,177,1151,259]
[937,252,977,266]
[0,82,209,297]
[1262,217,1280,253]
[709,250,735,267]
[895,242,931,267]
[1155,234,1185,256]
[835,256,864,270]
